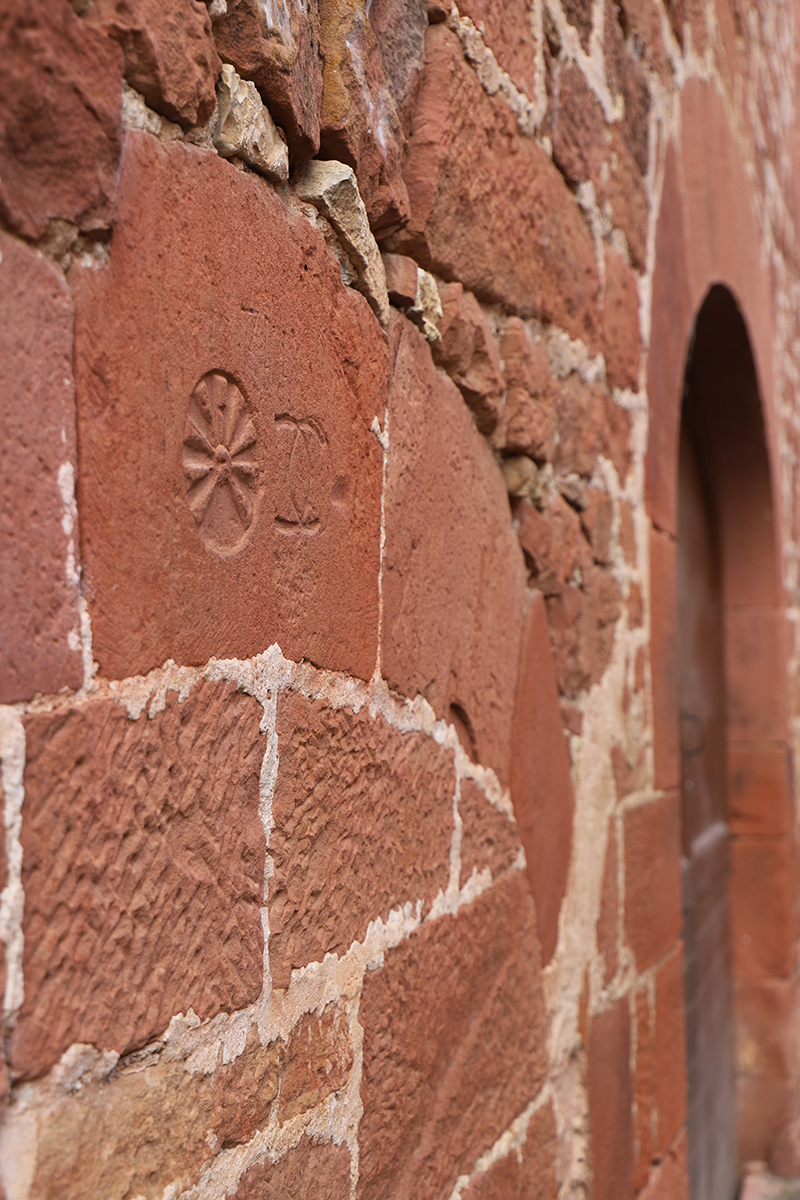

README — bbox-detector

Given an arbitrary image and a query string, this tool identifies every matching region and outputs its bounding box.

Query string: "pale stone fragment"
[502,454,538,498]
[296,160,390,325]
[122,81,182,142]
[407,268,443,343]
[213,63,289,183]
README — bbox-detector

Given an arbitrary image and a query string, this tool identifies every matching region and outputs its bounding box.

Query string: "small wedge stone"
[214,63,288,183]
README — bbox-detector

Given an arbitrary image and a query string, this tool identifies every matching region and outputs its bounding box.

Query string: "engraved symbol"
[182,371,260,554]
[274,416,333,534]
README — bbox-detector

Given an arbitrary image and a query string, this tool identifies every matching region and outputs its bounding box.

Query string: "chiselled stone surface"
[459,780,521,887]
[389,26,599,341]
[433,283,505,433]
[231,1139,351,1200]
[70,132,385,681]
[0,0,122,239]
[279,1003,354,1120]
[382,315,526,784]
[11,682,265,1079]
[268,692,454,987]
[358,872,547,1200]
[212,0,323,159]
[0,233,83,703]
[461,1102,558,1200]
[214,63,289,181]
[86,0,221,128]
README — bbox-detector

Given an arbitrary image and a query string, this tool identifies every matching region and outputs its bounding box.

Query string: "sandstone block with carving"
[318,0,410,233]
[214,63,289,181]
[0,0,122,239]
[11,681,266,1080]
[382,315,526,784]
[70,132,385,681]
[0,232,83,703]
[433,282,504,433]
[297,159,390,322]
[358,871,547,1200]
[268,692,454,987]
[212,0,323,159]
[388,26,599,341]
[233,1139,351,1200]
[86,0,221,128]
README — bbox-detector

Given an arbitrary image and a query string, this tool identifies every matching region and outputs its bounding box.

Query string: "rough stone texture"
[457,0,537,95]
[0,0,122,239]
[278,1004,354,1120]
[296,159,390,322]
[597,819,619,982]
[509,592,575,965]
[382,315,526,783]
[499,319,556,461]
[86,0,221,129]
[604,4,651,177]
[461,1102,558,1200]
[389,26,600,341]
[70,132,385,681]
[432,283,505,433]
[0,232,83,704]
[382,251,419,307]
[544,566,622,698]
[623,793,682,972]
[736,978,799,1081]
[231,1139,352,1200]
[459,779,521,887]
[554,377,632,482]
[515,494,589,597]
[11,682,266,1079]
[635,988,655,1190]
[581,486,614,565]
[730,837,796,979]
[358,872,547,1200]
[654,943,688,1154]
[368,0,428,136]
[214,63,289,181]
[728,745,793,836]
[603,248,641,392]
[637,1131,690,1200]
[588,1000,634,1200]
[318,0,410,233]
[268,691,454,987]
[211,0,323,159]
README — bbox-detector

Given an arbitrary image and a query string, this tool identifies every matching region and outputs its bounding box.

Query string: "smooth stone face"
[70,131,386,682]
[0,232,83,703]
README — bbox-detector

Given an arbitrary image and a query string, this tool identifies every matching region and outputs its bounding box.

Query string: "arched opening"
[677,285,792,1193]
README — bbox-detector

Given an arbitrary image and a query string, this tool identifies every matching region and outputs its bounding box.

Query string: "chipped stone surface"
[0,0,122,238]
[459,779,521,888]
[0,234,83,704]
[433,282,505,433]
[268,692,454,987]
[358,871,547,1200]
[214,63,289,181]
[11,681,266,1079]
[406,268,443,343]
[70,132,385,681]
[296,159,390,322]
[231,1138,352,1200]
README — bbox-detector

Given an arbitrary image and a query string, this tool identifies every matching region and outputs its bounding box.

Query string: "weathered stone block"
[459,779,520,887]
[0,0,122,239]
[654,943,688,1154]
[603,247,641,392]
[389,26,599,341]
[461,1101,558,1199]
[623,793,682,972]
[730,836,796,980]
[515,495,589,597]
[382,250,419,307]
[86,0,221,129]
[11,681,266,1079]
[457,0,537,95]
[0,233,83,703]
[433,283,505,433]
[268,692,454,987]
[382,315,526,784]
[588,1000,634,1200]
[232,1138,351,1200]
[499,318,556,460]
[544,566,622,697]
[509,592,575,965]
[368,0,428,136]
[554,377,632,482]
[212,0,323,159]
[278,1003,354,1120]
[214,63,289,181]
[358,872,547,1200]
[70,132,385,681]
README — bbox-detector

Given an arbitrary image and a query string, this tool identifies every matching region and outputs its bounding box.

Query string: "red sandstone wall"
[1,0,799,1198]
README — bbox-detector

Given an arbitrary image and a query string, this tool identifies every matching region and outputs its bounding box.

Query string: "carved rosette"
[182,372,260,554]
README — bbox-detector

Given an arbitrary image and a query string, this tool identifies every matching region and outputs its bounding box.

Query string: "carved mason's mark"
[182,371,260,553]
[274,416,333,534]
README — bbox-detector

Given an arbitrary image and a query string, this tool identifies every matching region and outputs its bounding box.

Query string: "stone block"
[70,132,385,681]
[588,999,634,1200]
[597,819,619,982]
[389,26,599,341]
[382,251,419,307]
[728,744,793,836]
[268,692,454,987]
[214,63,289,181]
[358,872,547,1200]
[730,836,796,980]
[368,0,428,135]
[0,0,122,239]
[318,0,409,233]
[581,486,614,565]
[459,779,521,888]
[432,283,505,433]
[737,1077,795,1166]
[605,4,650,177]
[279,1003,354,1119]
[554,376,632,482]
[508,592,575,965]
[623,793,682,972]
[461,1101,558,1200]
[86,0,220,129]
[212,0,323,159]
[232,1139,351,1200]
[11,681,266,1079]
[735,978,799,1080]
[0,233,83,703]
[382,315,526,783]
[457,0,537,95]
[650,528,680,789]
[499,319,556,460]
[634,988,655,1190]
[637,1130,690,1200]
[769,1118,800,1179]
[544,565,621,697]
[515,494,589,596]
[603,247,641,392]
[654,943,688,1154]
[725,610,789,742]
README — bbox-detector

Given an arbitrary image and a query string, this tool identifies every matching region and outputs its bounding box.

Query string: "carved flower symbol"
[182,372,260,553]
